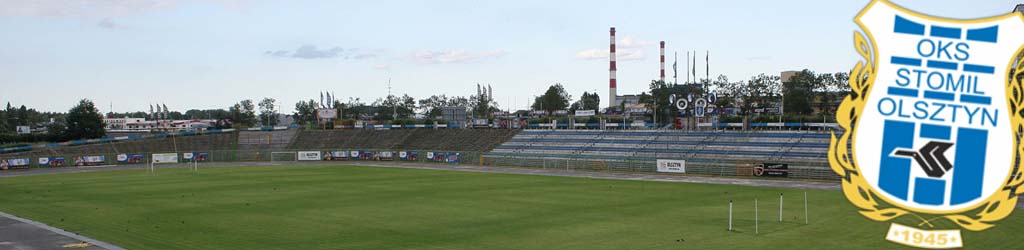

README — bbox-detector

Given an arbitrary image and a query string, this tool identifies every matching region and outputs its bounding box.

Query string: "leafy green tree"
[570,91,601,112]
[712,75,737,109]
[229,99,257,127]
[64,99,105,140]
[258,97,279,126]
[418,95,449,119]
[470,84,499,118]
[372,94,417,121]
[814,72,851,115]
[641,80,670,123]
[293,99,319,125]
[783,69,817,115]
[531,83,571,114]
[339,97,368,119]
[0,108,7,133]
[107,111,149,119]
[4,102,12,129]
[45,119,67,142]
[714,73,779,118]
[448,96,470,108]
[184,109,230,120]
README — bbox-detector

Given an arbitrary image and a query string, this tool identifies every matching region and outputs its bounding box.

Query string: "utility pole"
[387,77,395,120]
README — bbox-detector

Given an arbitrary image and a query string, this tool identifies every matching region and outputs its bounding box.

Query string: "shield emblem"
[832,0,1024,233]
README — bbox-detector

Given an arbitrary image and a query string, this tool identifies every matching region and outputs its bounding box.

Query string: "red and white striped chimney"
[609,27,617,109]
[659,41,666,82]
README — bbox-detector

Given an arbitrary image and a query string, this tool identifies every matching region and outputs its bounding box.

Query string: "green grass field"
[1,165,1022,249]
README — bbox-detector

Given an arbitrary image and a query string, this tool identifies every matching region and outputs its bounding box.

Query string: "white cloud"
[97,18,117,29]
[373,64,390,70]
[575,49,606,60]
[413,49,506,64]
[617,36,649,49]
[575,36,648,61]
[265,45,381,60]
[0,0,248,18]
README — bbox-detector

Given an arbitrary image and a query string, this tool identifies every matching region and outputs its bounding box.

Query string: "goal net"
[270,152,297,162]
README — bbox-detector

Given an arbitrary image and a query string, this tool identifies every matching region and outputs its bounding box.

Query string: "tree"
[715,73,780,117]
[531,83,571,114]
[398,94,416,119]
[45,119,67,141]
[448,96,470,108]
[3,103,13,131]
[640,80,697,124]
[16,105,28,126]
[184,109,230,120]
[418,95,449,119]
[107,111,148,119]
[371,94,416,121]
[229,99,257,127]
[470,84,499,118]
[712,75,737,109]
[570,91,601,112]
[258,97,279,126]
[342,97,365,120]
[641,80,669,122]
[0,108,7,133]
[64,99,105,140]
[813,72,851,115]
[783,69,817,115]
[293,99,319,125]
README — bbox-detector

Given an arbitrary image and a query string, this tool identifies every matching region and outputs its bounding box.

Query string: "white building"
[103,117,146,130]
[105,117,216,132]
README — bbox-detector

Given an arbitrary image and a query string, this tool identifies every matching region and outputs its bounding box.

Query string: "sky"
[0,0,1019,113]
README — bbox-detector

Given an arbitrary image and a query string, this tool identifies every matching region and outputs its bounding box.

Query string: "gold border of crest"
[829,0,1024,231]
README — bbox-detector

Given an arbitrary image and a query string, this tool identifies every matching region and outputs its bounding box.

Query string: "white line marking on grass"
[0,211,124,250]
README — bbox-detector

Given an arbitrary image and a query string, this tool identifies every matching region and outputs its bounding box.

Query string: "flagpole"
[686,51,690,84]
[673,51,678,86]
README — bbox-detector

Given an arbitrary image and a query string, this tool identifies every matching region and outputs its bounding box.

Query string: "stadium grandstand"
[288,129,518,152]
[1,125,844,180]
[484,129,839,179]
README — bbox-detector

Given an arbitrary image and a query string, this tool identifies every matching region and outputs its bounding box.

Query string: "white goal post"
[183,152,199,172]
[150,153,179,173]
[270,152,297,162]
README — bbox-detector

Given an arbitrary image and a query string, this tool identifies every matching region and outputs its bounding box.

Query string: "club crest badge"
[829,0,1024,248]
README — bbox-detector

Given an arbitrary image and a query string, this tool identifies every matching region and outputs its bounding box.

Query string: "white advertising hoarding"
[152,153,178,164]
[317,109,338,119]
[656,159,686,173]
[574,110,596,117]
[298,151,322,161]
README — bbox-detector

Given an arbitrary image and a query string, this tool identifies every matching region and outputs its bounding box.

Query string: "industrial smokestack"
[659,41,666,83]
[609,27,617,109]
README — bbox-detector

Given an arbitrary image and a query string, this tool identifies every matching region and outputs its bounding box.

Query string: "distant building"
[104,117,215,132]
[616,94,642,107]
[441,106,468,125]
[276,114,294,127]
[780,71,799,83]
[103,117,146,130]
[615,94,648,114]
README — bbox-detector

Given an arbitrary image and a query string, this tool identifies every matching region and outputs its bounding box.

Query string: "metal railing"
[481,153,840,181]
[0,149,483,168]
[1,148,840,181]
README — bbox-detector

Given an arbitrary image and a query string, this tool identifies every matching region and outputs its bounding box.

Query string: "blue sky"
[0,0,1018,113]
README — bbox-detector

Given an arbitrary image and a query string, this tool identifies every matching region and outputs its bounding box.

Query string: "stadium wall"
[288,129,520,152]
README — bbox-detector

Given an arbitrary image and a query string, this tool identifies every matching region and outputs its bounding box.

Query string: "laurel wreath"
[828,31,1024,231]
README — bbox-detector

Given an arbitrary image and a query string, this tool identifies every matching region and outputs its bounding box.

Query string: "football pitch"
[1,165,1022,249]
